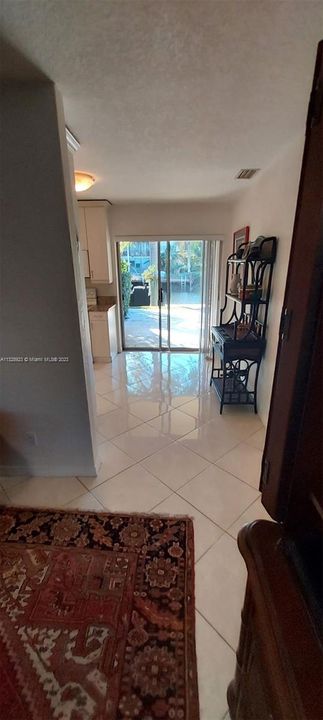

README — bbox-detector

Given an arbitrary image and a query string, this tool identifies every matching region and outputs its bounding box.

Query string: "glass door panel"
[169,240,204,349]
[159,241,169,350]
[120,241,160,349]
[119,239,206,351]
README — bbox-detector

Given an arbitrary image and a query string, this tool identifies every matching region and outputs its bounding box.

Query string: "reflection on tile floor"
[0,351,271,720]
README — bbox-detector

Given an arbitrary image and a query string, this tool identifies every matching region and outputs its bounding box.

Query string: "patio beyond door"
[118,239,210,351]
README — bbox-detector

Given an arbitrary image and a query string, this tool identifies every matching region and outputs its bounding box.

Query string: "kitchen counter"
[88,302,116,313]
[88,296,117,313]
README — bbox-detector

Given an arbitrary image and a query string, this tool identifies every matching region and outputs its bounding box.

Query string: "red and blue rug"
[0,507,199,719]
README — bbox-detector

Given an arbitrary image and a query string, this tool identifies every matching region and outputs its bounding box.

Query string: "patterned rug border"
[0,504,200,720]
[0,503,196,522]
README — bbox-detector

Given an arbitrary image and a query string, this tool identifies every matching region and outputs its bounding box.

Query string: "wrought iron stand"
[210,236,277,413]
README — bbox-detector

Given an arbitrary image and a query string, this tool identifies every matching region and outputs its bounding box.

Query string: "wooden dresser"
[228,521,323,720]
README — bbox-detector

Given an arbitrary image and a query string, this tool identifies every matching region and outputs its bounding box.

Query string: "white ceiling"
[1,1,322,202]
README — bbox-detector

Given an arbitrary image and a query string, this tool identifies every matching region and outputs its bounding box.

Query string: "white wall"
[110,199,230,289]
[229,137,304,424]
[109,201,231,238]
[1,82,97,476]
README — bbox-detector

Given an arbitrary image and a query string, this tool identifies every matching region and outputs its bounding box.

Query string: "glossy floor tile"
[102,385,140,407]
[80,440,135,489]
[64,492,105,512]
[179,420,242,463]
[141,441,210,490]
[216,442,263,489]
[128,398,171,421]
[167,392,197,408]
[97,407,142,440]
[196,612,235,720]
[179,464,258,529]
[180,392,221,423]
[0,351,270,720]
[111,422,172,461]
[5,476,86,508]
[0,475,31,492]
[95,375,121,395]
[91,464,172,513]
[196,533,247,649]
[95,394,118,416]
[245,426,266,450]
[148,407,201,440]
[227,496,271,539]
[0,487,9,505]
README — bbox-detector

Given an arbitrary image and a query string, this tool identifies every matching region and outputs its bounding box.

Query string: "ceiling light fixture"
[74,172,96,192]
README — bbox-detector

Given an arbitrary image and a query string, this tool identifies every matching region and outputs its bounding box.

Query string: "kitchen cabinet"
[81,249,90,277]
[78,201,113,284]
[89,306,117,362]
[78,206,88,250]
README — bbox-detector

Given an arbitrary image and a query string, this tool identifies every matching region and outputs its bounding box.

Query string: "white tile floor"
[0,351,271,720]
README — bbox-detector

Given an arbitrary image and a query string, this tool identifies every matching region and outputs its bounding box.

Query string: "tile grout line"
[61,488,104,509]
[150,487,228,537]
[172,480,256,531]
[78,451,261,536]
[81,462,176,505]
[107,420,174,453]
[194,532,227,564]
[213,459,262,492]
[225,495,268,537]
[196,609,237,654]
[0,485,12,505]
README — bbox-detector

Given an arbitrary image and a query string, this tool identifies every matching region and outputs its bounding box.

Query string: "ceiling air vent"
[236,169,259,180]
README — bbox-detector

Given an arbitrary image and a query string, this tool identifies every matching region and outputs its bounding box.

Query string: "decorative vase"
[229,273,240,295]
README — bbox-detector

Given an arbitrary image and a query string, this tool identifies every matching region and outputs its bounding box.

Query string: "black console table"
[210,236,277,413]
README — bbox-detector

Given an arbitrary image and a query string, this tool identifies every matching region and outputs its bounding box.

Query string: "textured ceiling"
[1,1,322,202]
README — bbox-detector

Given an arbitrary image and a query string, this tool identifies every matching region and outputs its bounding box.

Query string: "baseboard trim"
[0,464,97,478]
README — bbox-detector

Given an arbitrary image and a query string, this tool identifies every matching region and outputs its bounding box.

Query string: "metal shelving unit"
[210,236,277,413]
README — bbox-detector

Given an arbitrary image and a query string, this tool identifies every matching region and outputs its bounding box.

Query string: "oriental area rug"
[0,506,199,720]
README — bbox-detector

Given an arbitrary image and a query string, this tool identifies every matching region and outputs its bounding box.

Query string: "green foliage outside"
[159,241,202,270]
[143,264,157,282]
[120,258,131,318]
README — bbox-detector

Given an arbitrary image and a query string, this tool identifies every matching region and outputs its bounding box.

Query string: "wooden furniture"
[130,284,150,306]
[78,200,113,283]
[228,521,323,720]
[228,42,323,720]
[210,236,277,413]
[89,306,117,362]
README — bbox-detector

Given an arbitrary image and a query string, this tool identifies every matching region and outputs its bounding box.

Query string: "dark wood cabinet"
[228,522,323,720]
[228,41,323,720]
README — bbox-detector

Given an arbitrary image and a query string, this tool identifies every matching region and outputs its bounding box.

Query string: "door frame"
[260,41,323,524]
[116,235,223,352]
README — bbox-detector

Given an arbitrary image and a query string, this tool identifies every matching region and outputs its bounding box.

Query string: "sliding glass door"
[118,239,215,351]
[119,241,160,349]
[169,240,204,349]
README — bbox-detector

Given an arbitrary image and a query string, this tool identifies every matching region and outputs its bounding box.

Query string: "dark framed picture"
[233,226,250,255]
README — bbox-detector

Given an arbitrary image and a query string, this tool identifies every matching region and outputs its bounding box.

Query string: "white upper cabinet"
[78,206,88,250]
[78,201,113,284]
[81,249,90,277]
[86,206,112,283]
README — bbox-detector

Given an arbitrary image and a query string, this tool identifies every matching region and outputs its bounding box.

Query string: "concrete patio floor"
[123,303,202,348]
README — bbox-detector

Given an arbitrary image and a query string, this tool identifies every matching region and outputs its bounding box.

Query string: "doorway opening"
[117,237,220,351]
